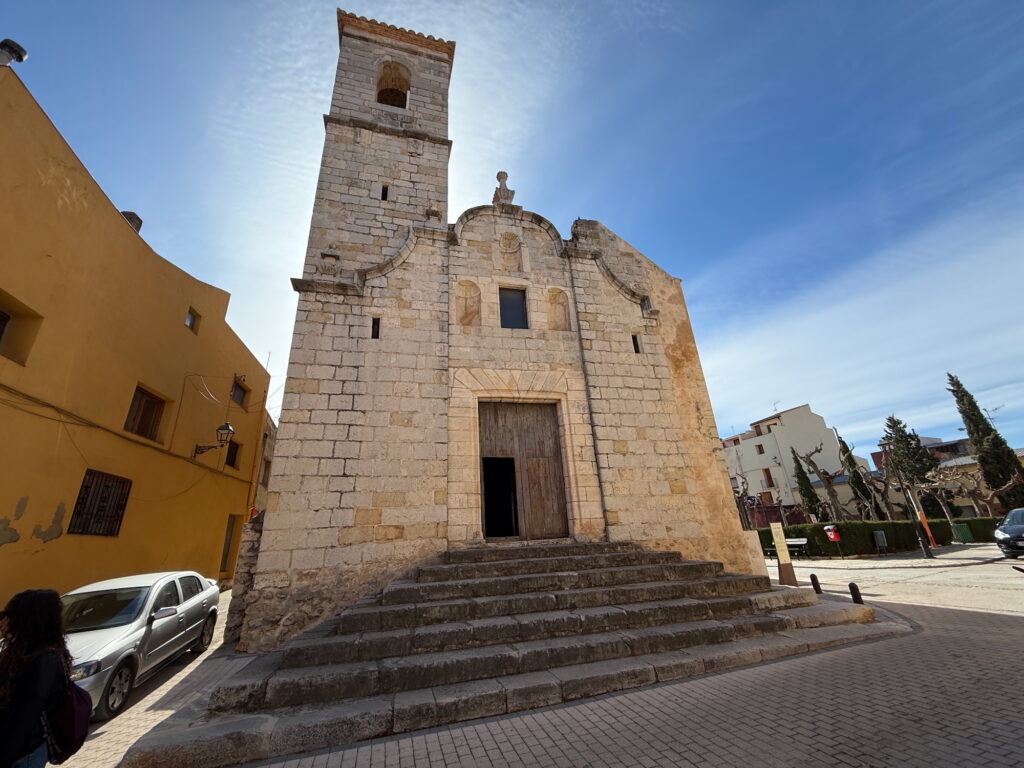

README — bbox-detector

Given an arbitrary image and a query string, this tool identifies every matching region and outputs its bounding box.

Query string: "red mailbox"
[824,525,841,543]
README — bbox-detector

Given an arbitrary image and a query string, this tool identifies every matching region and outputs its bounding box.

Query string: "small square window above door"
[499,288,528,329]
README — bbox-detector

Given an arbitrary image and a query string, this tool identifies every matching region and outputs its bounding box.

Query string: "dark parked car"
[994,508,1024,559]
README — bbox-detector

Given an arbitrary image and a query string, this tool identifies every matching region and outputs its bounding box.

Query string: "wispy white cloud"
[699,183,1024,451]
[187,0,598,414]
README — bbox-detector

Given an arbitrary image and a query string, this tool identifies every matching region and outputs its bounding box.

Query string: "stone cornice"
[294,223,449,296]
[563,244,659,318]
[323,114,452,148]
[337,10,456,60]
[450,205,564,254]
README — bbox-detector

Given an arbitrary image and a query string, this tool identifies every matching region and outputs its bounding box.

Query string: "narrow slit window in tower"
[371,317,381,339]
[632,334,641,353]
[380,184,389,201]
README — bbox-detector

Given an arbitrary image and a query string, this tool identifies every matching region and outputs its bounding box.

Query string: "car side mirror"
[149,606,177,623]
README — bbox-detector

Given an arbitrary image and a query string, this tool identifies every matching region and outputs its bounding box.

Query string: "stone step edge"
[211,602,865,713]
[382,561,727,604]
[417,550,684,583]
[340,575,774,632]
[279,588,821,668]
[443,541,641,564]
[120,617,911,768]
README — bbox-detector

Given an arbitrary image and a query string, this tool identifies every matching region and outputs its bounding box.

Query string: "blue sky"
[8,0,1024,456]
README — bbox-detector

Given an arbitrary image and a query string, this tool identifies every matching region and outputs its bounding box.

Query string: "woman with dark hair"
[0,589,73,768]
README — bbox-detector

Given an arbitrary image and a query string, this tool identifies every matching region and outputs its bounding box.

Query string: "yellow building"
[0,67,271,603]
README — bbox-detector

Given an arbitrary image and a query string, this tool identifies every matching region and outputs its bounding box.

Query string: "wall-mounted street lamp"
[193,422,234,459]
[0,39,28,67]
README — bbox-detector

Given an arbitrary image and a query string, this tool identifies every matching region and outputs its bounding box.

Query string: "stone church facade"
[237,11,756,652]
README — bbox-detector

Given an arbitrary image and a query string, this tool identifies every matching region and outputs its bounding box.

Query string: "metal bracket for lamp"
[193,422,234,459]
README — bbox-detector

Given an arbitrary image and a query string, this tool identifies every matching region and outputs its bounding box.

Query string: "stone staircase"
[120,542,908,768]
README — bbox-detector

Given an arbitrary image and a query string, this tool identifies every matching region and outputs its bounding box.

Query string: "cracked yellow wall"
[0,69,270,604]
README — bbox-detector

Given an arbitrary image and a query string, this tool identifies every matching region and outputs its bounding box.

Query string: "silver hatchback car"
[61,571,220,719]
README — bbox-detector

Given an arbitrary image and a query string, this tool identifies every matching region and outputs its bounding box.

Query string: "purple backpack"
[42,676,92,764]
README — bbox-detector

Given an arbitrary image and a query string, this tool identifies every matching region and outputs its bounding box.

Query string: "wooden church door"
[479,402,569,540]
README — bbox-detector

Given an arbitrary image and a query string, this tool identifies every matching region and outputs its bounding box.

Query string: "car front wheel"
[191,614,217,653]
[95,660,134,720]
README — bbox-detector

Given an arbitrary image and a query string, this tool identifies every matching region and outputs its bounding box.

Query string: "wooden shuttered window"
[230,380,247,406]
[68,470,132,537]
[225,440,241,469]
[124,387,164,440]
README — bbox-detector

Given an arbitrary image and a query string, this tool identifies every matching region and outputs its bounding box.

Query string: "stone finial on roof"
[492,171,515,206]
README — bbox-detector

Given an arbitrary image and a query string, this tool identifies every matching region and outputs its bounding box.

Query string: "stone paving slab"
[232,601,1022,767]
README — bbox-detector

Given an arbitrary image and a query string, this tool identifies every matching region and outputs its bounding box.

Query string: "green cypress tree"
[882,416,941,516]
[947,373,1024,510]
[838,436,878,519]
[791,447,823,520]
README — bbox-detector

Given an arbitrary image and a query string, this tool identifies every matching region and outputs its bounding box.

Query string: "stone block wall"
[237,12,757,651]
[570,220,753,573]
[238,230,451,651]
[224,511,262,644]
[445,206,606,543]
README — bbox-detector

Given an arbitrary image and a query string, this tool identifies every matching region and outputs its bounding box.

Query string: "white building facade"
[721,404,867,507]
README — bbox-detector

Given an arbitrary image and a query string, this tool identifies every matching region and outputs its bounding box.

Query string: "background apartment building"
[721,404,869,510]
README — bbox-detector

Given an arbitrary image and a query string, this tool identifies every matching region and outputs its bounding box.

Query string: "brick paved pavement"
[66,590,253,768]
[240,601,1023,768]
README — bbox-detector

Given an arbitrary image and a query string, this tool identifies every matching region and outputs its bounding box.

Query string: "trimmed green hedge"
[756,517,999,556]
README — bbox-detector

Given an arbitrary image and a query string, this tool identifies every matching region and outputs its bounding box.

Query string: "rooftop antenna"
[772,400,781,414]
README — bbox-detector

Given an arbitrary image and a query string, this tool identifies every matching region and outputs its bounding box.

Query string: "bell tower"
[240,12,456,651]
[301,11,455,276]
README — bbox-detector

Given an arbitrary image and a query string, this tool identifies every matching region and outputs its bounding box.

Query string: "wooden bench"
[763,537,809,560]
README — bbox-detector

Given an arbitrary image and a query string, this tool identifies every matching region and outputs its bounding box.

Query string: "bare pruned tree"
[796,444,847,521]
[858,466,896,520]
[924,466,1023,518]
[731,472,752,529]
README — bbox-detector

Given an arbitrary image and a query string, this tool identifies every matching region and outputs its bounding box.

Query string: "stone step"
[343,574,771,631]
[442,541,640,565]
[212,602,864,714]
[278,588,820,669]
[124,612,908,768]
[381,561,726,604]
[416,550,683,583]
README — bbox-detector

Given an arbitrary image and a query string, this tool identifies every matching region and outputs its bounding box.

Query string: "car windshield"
[62,587,151,633]
[1002,509,1024,526]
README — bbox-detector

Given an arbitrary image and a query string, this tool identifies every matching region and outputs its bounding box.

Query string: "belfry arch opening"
[376,61,410,108]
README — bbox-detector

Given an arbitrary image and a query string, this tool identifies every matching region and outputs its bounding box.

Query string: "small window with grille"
[68,470,132,537]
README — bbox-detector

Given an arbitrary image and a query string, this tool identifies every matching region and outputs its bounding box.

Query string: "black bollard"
[848,582,863,604]
[809,573,822,594]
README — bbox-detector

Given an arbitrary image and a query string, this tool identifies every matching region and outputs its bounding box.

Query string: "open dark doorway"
[482,457,519,538]
[479,402,569,540]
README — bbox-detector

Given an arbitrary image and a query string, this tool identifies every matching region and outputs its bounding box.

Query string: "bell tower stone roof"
[336,10,456,60]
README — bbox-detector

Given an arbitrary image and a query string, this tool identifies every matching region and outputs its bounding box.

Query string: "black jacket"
[0,649,64,768]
